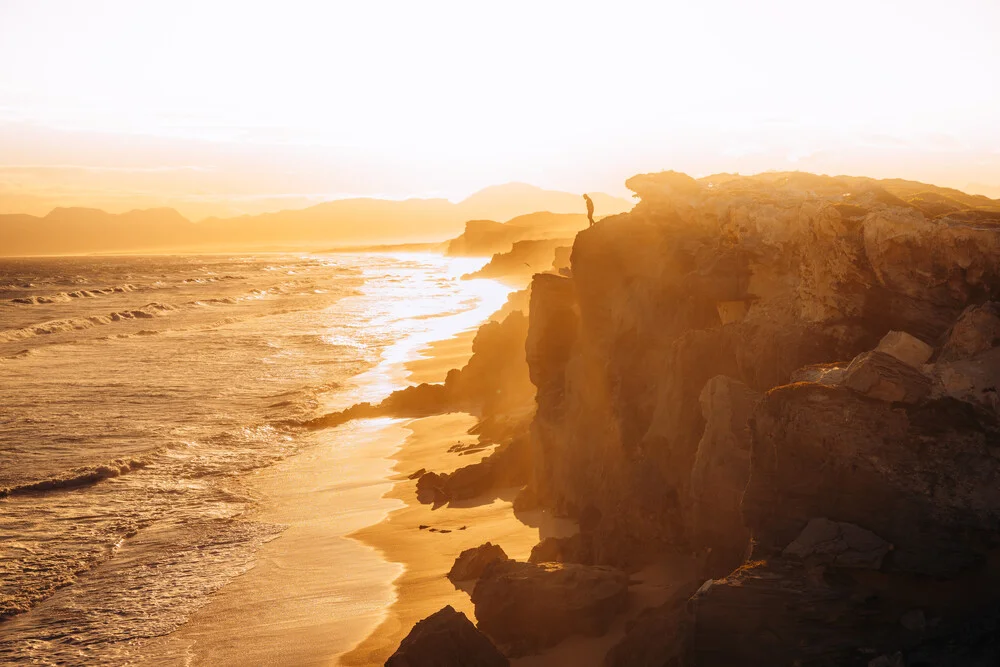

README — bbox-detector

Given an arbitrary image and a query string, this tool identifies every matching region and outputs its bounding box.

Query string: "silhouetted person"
[583,194,595,226]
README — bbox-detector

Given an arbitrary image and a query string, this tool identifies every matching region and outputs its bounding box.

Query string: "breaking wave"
[0,458,149,498]
[9,284,138,305]
[0,303,177,342]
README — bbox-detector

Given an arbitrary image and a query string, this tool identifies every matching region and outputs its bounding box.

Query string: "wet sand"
[143,417,411,666]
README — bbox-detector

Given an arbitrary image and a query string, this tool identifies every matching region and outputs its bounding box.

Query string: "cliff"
[521,170,1000,662]
[446,212,588,257]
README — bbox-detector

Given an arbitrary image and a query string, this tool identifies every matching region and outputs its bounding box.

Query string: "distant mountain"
[0,183,633,257]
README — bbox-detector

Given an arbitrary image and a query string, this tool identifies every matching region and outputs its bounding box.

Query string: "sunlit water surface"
[0,252,506,663]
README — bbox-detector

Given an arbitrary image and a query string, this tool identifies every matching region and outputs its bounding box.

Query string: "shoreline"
[142,261,519,665]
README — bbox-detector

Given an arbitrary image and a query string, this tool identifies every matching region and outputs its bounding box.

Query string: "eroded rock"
[940,302,1000,361]
[875,330,934,367]
[385,605,509,667]
[843,350,932,403]
[448,543,509,584]
[472,559,628,656]
[782,517,892,569]
[744,382,1000,576]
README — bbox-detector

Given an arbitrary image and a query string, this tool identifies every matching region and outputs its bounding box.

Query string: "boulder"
[940,302,1000,361]
[385,605,509,667]
[471,559,629,656]
[687,560,906,666]
[781,517,892,569]
[744,382,1000,576]
[875,330,934,367]
[842,350,932,403]
[415,472,447,507]
[527,534,587,564]
[931,347,1000,415]
[448,543,509,584]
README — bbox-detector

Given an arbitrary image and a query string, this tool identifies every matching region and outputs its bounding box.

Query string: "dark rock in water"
[385,605,509,667]
[448,543,509,584]
[471,559,628,656]
[745,382,1000,576]
[842,350,933,404]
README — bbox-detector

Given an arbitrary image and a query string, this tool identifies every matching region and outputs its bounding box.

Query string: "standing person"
[583,193,595,226]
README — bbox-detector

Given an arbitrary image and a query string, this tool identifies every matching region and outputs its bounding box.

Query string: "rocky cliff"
[522,171,1000,663]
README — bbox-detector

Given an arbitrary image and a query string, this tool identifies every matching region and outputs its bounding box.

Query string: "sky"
[1,0,999,218]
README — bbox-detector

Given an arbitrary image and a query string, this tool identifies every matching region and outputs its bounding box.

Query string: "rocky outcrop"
[385,605,509,667]
[525,170,1000,568]
[446,213,589,257]
[781,517,892,569]
[516,170,1000,662]
[471,559,629,656]
[841,350,933,403]
[463,239,571,284]
[414,435,532,507]
[448,543,509,584]
[745,381,1000,576]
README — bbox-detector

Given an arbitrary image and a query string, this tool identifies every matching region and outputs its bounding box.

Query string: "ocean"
[0,252,506,663]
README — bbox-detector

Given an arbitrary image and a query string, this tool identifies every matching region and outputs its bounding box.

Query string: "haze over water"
[0,251,505,663]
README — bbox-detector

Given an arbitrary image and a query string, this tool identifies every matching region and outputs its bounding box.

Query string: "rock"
[863,207,1000,339]
[686,559,909,666]
[385,605,509,667]
[843,350,932,403]
[790,362,846,385]
[511,485,539,512]
[875,330,934,367]
[930,346,1000,415]
[448,543,509,584]
[940,302,1000,361]
[415,472,447,506]
[604,598,690,667]
[689,375,759,572]
[868,653,904,667]
[471,559,629,656]
[744,382,1000,576]
[527,534,587,564]
[782,517,892,569]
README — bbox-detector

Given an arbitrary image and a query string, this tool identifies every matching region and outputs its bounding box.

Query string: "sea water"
[0,252,504,663]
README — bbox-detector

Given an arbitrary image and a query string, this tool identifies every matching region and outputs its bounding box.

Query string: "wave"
[9,284,138,305]
[0,458,148,498]
[182,275,243,284]
[0,302,177,342]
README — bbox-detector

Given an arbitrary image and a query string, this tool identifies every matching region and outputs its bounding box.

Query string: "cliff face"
[525,171,1000,568]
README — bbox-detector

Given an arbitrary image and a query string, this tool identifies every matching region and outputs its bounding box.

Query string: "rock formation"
[390,170,1000,662]
[385,605,509,667]
[471,559,629,656]
[448,543,509,584]
[519,171,1000,662]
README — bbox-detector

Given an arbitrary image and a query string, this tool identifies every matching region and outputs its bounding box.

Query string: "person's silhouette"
[583,194,595,226]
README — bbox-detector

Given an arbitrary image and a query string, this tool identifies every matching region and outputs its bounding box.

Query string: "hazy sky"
[1,0,999,217]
